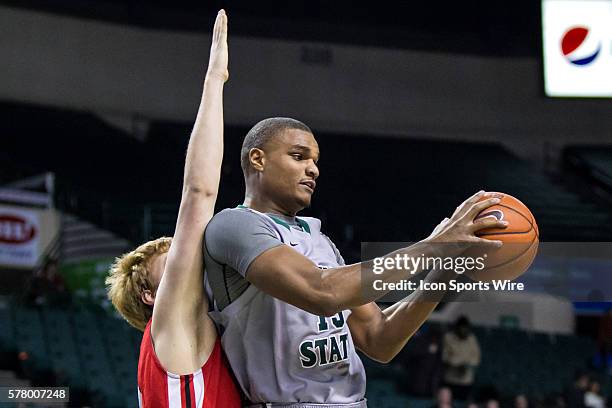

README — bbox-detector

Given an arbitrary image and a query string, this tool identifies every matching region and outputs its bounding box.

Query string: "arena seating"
[1,103,610,406]
[564,146,612,195]
[363,323,597,406]
[3,103,612,251]
[0,301,598,407]
[306,134,612,244]
[88,121,612,249]
[0,302,139,407]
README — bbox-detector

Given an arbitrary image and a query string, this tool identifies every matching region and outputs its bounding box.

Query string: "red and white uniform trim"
[137,319,241,408]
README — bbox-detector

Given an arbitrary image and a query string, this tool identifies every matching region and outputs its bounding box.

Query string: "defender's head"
[241,117,319,215]
[105,237,171,331]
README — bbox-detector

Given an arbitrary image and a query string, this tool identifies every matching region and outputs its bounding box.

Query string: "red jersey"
[137,320,242,408]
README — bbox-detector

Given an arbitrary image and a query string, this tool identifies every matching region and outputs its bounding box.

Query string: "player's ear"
[141,289,155,306]
[249,148,265,172]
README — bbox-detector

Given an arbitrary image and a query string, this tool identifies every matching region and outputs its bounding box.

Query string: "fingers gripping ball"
[466,192,539,282]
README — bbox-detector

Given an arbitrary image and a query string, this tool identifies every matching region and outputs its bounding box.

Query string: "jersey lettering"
[300,313,349,368]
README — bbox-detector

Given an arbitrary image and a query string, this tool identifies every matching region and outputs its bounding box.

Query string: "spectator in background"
[44,259,70,306]
[584,381,605,408]
[486,399,500,408]
[515,394,530,408]
[400,326,443,397]
[431,386,454,408]
[442,316,481,401]
[24,265,50,306]
[24,258,69,306]
[566,372,589,408]
[44,260,64,291]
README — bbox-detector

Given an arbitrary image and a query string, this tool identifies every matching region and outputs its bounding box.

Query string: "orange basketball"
[465,192,539,282]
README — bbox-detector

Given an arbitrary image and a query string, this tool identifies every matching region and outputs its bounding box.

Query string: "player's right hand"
[425,190,508,251]
[207,9,229,82]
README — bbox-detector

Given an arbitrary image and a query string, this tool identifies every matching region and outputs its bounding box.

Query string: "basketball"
[465,192,539,282]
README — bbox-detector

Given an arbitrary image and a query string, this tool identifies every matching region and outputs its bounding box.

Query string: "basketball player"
[204,118,507,406]
[106,10,241,407]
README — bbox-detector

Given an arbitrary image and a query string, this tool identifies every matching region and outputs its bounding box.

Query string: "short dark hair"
[240,117,312,174]
[455,315,470,328]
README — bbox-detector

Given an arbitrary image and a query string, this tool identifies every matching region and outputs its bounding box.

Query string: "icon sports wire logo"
[560,26,601,66]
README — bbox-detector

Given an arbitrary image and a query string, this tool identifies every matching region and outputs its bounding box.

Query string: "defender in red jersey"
[138,320,239,408]
[106,10,241,408]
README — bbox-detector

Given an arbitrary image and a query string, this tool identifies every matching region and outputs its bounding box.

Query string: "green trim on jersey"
[269,215,291,230]
[297,218,311,233]
[236,204,311,234]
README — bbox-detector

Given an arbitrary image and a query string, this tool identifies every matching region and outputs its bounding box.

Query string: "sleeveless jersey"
[137,319,242,408]
[205,207,366,405]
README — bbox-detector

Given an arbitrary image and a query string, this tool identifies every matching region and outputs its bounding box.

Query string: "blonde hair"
[106,237,172,331]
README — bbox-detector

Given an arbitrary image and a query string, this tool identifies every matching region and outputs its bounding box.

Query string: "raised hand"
[207,9,228,82]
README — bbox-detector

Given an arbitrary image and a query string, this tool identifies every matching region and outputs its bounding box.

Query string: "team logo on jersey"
[299,313,350,368]
[561,26,601,66]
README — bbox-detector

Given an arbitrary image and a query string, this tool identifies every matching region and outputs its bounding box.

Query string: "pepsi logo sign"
[542,1,612,99]
[0,214,37,244]
[560,26,602,66]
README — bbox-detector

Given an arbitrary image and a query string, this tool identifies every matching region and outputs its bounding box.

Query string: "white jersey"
[204,207,367,406]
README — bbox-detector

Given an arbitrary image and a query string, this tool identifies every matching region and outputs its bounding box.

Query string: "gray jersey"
[204,206,366,405]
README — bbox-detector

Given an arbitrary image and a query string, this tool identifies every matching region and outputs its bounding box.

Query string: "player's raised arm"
[151,9,228,352]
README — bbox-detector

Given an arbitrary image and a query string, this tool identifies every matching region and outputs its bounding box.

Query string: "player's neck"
[243,195,297,218]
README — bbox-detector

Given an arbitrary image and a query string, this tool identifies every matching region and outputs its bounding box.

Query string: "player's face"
[262,129,320,212]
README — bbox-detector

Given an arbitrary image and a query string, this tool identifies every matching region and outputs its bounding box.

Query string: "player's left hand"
[207,9,229,82]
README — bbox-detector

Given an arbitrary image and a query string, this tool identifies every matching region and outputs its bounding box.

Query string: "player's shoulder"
[212,206,248,217]
[207,208,244,238]
[207,207,274,235]
[209,206,256,224]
